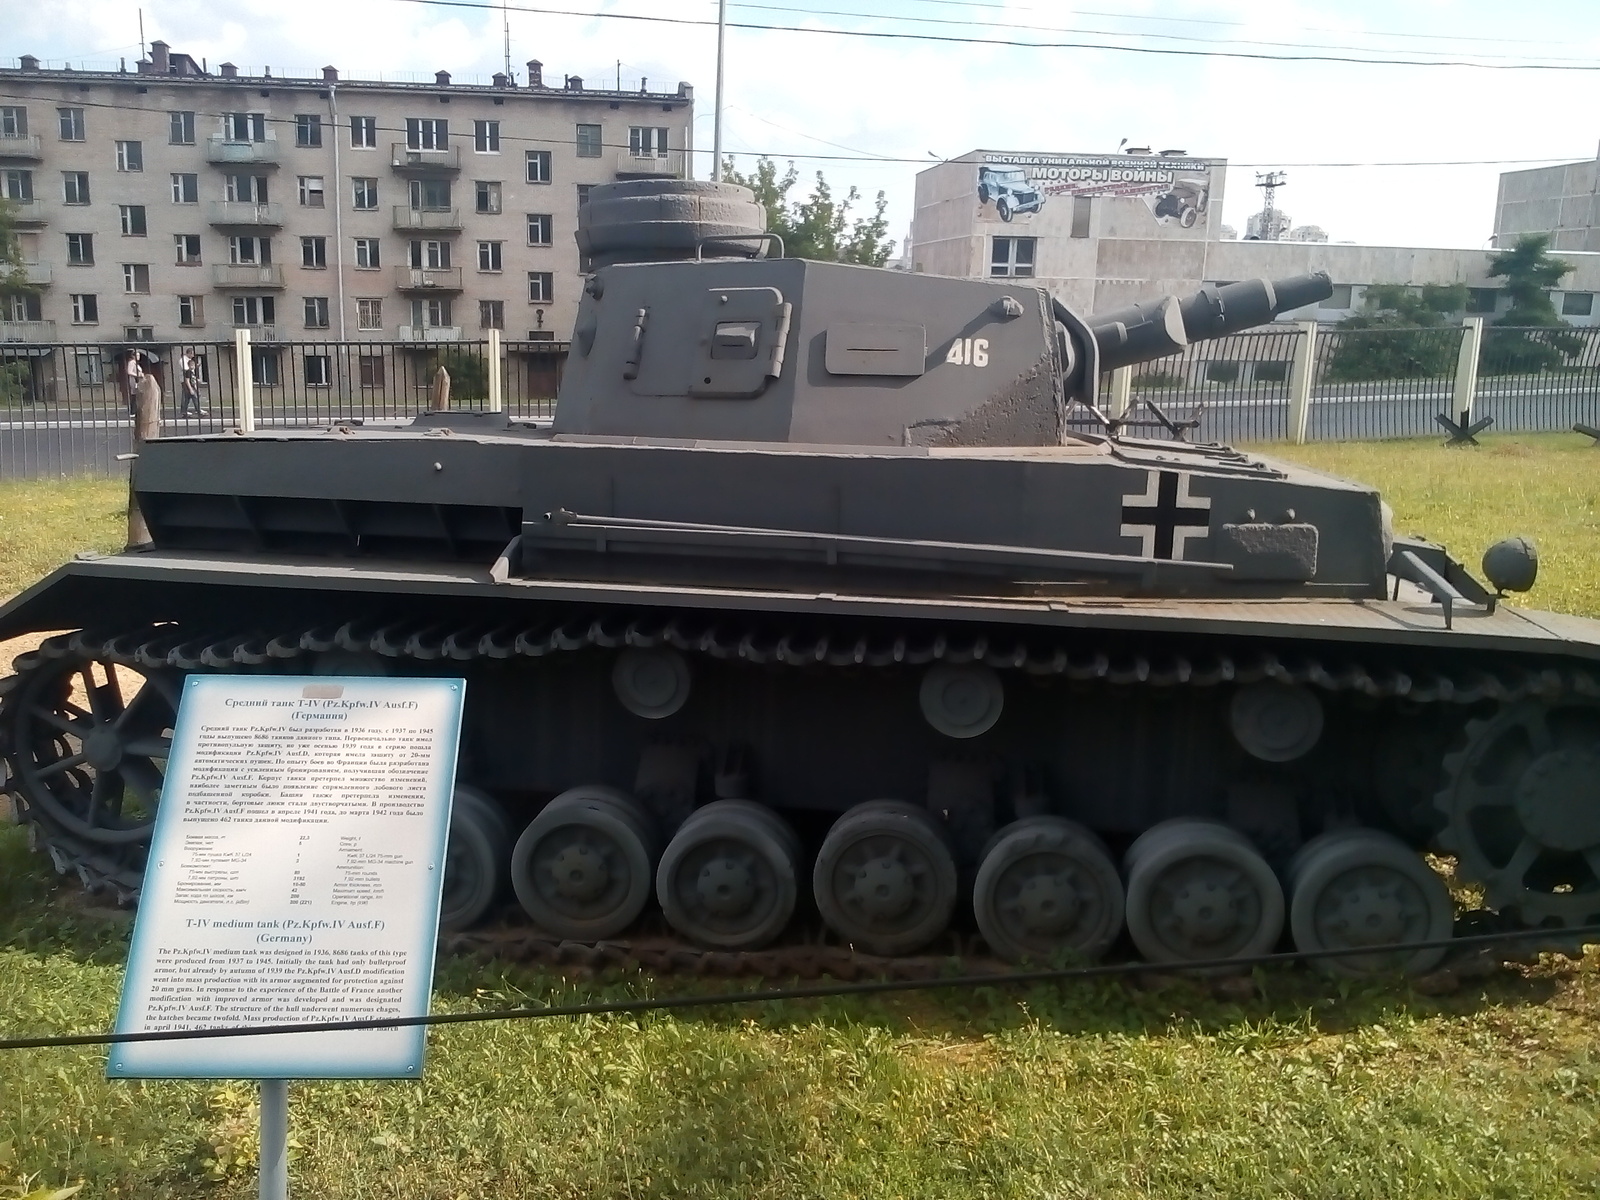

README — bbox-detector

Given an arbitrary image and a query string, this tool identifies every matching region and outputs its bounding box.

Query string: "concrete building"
[1493,155,1600,252]
[0,43,694,346]
[913,149,1600,326]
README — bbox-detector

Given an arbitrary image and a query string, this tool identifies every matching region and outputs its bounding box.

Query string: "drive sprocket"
[1434,699,1600,927]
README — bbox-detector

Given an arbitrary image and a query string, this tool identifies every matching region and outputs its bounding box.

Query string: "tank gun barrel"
[1088,272,1333,372]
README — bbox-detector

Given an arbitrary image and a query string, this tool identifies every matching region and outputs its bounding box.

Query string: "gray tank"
[4,180,1597,976]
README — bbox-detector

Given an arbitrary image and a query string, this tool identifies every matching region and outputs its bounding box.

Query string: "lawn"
[2,434,1599,1198]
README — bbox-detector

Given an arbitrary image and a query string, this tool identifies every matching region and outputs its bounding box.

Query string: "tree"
[0,197,33,297]
[1323,283,1467,381]
[1481,234,1582,374]
[720,158,895,266]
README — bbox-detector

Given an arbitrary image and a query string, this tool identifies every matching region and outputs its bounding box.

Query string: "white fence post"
[1286,319,1317,444]
[487,327,503,413]
[232,327,255,433]
[1108,366,1132,419]
[1453,316,1484,425]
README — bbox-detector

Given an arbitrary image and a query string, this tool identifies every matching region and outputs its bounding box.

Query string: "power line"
[383,0,1600,72]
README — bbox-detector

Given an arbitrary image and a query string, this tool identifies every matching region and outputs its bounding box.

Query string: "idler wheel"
[656,800,801,949]
[510,786,660,939]
[1288,829,1453,977]
[919,664,1004,740]
[972,816,1124,964]
[813,800,958,955]
[439,785,512,931]
[1229,682,1324,763]
[1123,818,1284,968]
[612,648,692,720]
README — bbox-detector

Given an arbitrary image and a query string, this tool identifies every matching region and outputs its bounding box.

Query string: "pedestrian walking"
[121,350,145,417]
[179,350,206,417]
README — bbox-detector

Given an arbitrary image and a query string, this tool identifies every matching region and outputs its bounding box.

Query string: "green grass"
[4,437,1600,1197]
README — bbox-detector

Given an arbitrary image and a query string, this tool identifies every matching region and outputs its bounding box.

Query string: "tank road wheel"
[1288,830,1454,977]
[439,785,512,931]
[656,800,801,949]
[973,817,1124,964]
[1123,819,1285,968]
[813,801,959,955]
[1435,699,1600,927]
[6,648,179,847]
[510,786,661,939]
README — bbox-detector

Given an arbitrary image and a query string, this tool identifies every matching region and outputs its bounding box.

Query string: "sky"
[9,0,1600,256]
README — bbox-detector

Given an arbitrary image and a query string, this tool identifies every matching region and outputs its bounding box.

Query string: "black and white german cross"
[1119,470,1211,560]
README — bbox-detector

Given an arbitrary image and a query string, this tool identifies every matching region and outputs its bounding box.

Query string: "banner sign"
[974,152,1223,230]
[108,675,464,1079]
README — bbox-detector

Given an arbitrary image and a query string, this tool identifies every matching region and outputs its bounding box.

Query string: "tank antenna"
[711,0,726,181]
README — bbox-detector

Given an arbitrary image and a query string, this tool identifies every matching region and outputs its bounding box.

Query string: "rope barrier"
[2,922,1596,1053]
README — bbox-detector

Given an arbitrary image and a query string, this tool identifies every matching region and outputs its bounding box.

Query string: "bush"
[435,349,488,401]
[0,360,31,406]
[1480,327,1584,375]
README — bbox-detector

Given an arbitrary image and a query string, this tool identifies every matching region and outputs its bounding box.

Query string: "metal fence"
[0,338,567,479]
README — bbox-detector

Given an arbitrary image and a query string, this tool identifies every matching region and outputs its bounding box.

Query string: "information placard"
[108,675,464,1079]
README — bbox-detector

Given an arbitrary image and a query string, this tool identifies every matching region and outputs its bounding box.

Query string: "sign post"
[108,675,465,1197]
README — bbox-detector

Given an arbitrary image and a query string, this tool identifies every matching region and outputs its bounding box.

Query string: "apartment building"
[0,43,694,346]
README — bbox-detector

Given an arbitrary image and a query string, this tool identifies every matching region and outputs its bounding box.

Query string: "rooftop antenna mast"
[711,0,726,181]
[1255,170,1288,241]
[502,0,513,82]
[138,8,145,64]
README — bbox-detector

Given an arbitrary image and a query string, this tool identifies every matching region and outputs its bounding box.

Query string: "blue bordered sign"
[108,676,465,1079]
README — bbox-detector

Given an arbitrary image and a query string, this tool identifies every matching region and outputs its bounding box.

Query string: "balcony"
[392,206,462,232]
[396,325,462,342]
[0,134,43,161]
[232,323,282,342]
[7,199,45,226]
[0,319,56,342]
[206,136,281,166]
[394,266,463,293]
[208,201,284,227]
[212,263,286,289]
[615,149,685,179]
[20,262,51,285]
[390,143,460,174]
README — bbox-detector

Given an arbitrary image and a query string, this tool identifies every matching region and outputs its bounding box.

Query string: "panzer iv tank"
[3,180,1598,978]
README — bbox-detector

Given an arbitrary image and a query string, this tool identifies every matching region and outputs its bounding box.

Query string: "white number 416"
[945,337,989,367]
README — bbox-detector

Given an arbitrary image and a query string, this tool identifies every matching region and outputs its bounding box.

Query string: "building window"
[73,349,105,383]
[171,172,199,203]
[57,107,86,141]
[479,299,504,330]
[175,234,202,264]
[1320,284,1354,310]
[178,295,204,327]
[301,235,327,268]
[3,294,42,322]
[1069,196,1091,240]
[298,175,325,207]
[228,236,272,265]
[304,353,332,386]
[474,120,500,153]
[990,236,1036,278]
[526,212,552,245]
[629,126,668,155]
[253,349,281,387]
[358,354,385,386]
[575,124,602,157]
[409,239,451,269]
[0,107,26,138]
[232,295,276,327]
[1562,291,1594,317]
[350,115,377,148]
[576,183,594,208]
[224,112,267,142]
[528,271,553,303]
[355,238,381,269]
[412,297,453,328]
[169,110,195,145]
[225,174,269,203]
[119,205,147,236]
[1466,288,1498,314]
[352,177,378,210]
[304,297,331,329]
[62,171,90,205]
[65,233,94,266]
[408,178,451,211]
[356,298,383,331]
[115,140,144,172]
[405,118,448,151]
[477,240,502,271]
[525,150,551,184]
[70,293,99,324]
[475,180,502,214]
[1,169,33,201]
[124,326,155,342]
[295,114,323,148]
[122,264,151,294]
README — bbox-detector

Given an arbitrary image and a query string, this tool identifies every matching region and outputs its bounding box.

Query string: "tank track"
[4,615,1597,975]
